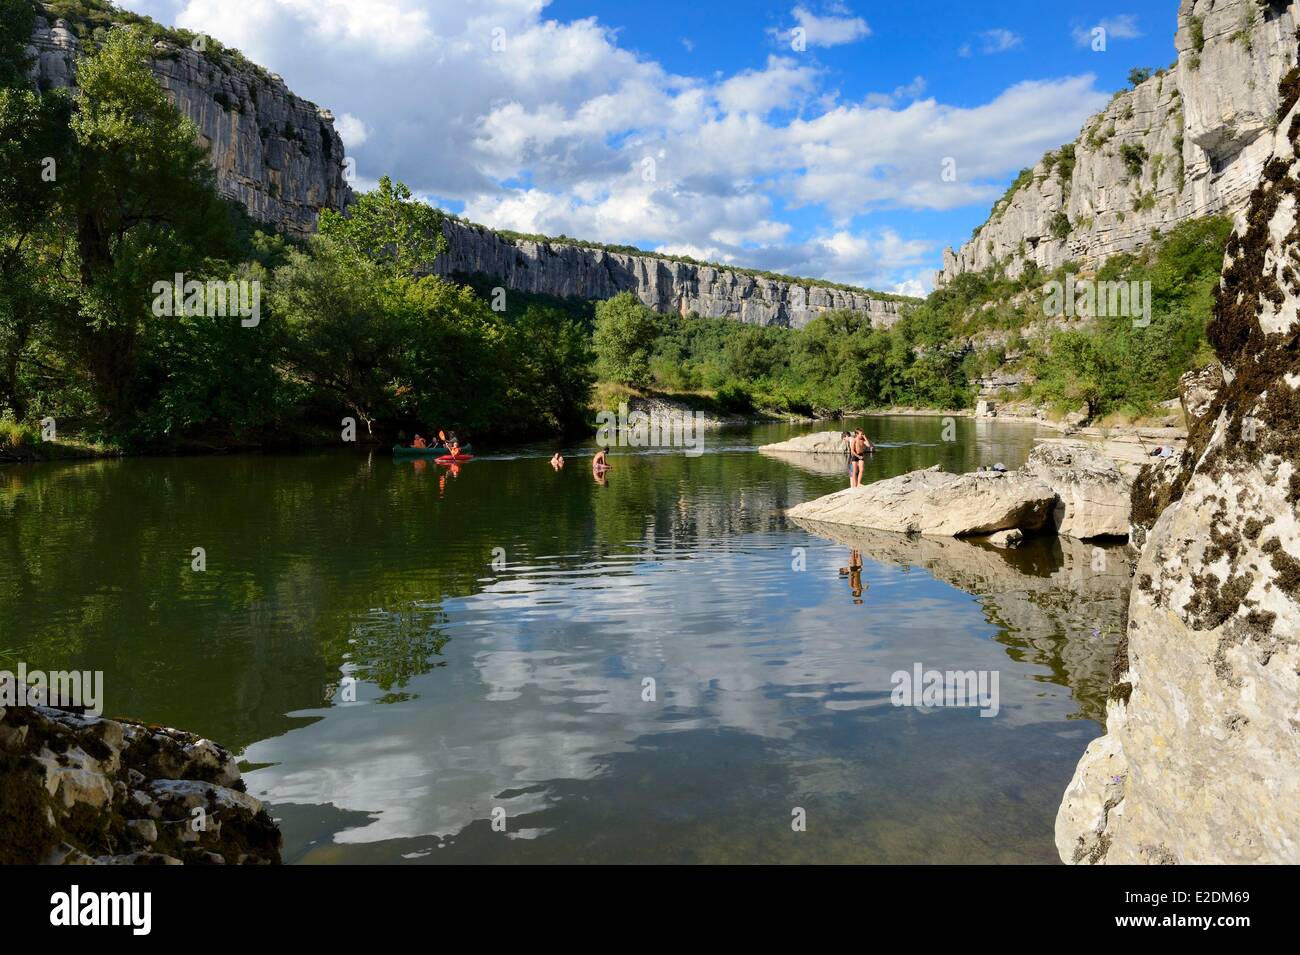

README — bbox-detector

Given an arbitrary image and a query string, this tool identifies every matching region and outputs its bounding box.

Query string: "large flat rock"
[786,465,1056,536]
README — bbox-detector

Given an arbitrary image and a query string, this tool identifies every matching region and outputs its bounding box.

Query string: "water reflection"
[0,415,1121,863]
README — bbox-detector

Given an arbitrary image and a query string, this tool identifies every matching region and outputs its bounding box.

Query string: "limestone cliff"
[28,11,351,236]
[1055,44,1300,863]
[940,0,1300,283]
[435,218,910,329]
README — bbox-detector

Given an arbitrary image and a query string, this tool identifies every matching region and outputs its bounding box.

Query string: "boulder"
[1056,63,1300,864]
[975,398,997,417]
[787,465,1055,536]
[1063,406,1090,428]
[1178,364,1221,420]
[1022,440,1131,539]
[986,528,1023,548]
[759,431,848,454]
[0,703,281,865]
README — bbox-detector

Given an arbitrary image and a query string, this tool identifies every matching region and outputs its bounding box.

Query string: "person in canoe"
[412,434,428,448]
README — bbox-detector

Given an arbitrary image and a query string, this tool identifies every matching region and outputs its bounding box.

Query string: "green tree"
[507,305,595,433]
[271,240,408,434]
[65,26,235,424]
[593,292,659,387]
[0,0,75,420]
[318,176,446,275]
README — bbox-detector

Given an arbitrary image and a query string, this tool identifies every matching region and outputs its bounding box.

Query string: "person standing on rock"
[849,430,873,487]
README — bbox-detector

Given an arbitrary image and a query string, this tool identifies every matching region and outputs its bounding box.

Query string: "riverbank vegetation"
[591,293,973,415]
[0,7,594,455]
[2,0,1235,457]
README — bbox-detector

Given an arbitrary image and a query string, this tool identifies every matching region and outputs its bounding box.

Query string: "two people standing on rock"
[845,429,874,488]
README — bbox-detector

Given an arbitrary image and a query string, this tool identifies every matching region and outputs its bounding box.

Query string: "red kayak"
[436,454,473,464]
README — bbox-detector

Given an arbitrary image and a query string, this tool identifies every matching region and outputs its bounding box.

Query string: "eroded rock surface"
[436,219,909,329]
[0,702,281,865]
[1056,55,1300,864]
[939,0,1300,284]
[1022,441,1132,539]
[28,14,351,235]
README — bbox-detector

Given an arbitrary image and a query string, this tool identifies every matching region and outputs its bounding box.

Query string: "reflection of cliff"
[791,519,1131,722]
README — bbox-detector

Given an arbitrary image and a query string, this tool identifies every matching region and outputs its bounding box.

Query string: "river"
[0,416,1129,863]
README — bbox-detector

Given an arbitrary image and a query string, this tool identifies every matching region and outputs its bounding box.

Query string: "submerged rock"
[0,701,280,865]
[1056,58,1300,864]
[787,464,1055,536]
[1022,440,1131,539]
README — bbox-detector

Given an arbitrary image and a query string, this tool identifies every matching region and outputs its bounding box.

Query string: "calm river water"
[0,416,1130,863]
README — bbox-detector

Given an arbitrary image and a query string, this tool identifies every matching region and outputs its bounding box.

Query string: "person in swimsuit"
[851,429,875,487]
[593,447,610,470]
[848,431,866,487]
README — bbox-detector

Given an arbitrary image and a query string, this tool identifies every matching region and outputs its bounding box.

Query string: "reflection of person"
[838,549,866,604]
[438,462,460,496]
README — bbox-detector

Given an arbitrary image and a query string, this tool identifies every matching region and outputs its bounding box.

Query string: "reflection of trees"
[329,603,451,693]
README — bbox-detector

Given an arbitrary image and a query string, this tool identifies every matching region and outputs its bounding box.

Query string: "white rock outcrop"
[786,465,1056,536]
[939,0,1300,284]
[1055,61,1300,863]
[0,698,281,865]
[28,14,351,236]
[436,219,911,329]
[1022,440,1132,539]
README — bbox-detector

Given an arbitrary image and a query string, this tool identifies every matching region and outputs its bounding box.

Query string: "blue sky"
[126,1,1180,294]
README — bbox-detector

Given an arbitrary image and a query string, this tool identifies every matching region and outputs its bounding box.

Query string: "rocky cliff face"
[940,0,1300,283]
[435,219,908,329]
[1055,48,1300,863]
[28,13,351,236]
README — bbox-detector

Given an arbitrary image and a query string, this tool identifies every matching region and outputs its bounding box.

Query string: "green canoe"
[392,443,472,457]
